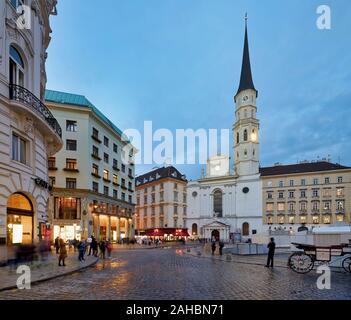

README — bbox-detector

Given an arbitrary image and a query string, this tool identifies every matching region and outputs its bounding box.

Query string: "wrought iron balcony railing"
[9,84,62,138]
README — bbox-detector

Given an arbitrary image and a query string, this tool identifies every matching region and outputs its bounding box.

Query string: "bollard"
[197,251,202,256]
[187,248,191,253]
[226,254,232,261]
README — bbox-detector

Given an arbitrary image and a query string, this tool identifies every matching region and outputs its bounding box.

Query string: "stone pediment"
[203,220,230,228]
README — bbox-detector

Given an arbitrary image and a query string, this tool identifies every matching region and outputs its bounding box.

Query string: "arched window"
[236,132,239,144]
[244,149,247,157]
[244,129,248,141]
[213,189,223,217]
[242,222,249,236]
[192,223,198,235]
[9,45,25,87]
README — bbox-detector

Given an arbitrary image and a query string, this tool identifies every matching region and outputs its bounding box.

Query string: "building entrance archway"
[211,229,220,241]
[7,193,34,245]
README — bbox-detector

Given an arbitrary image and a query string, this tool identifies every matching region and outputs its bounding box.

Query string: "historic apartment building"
[261,161,351,232]
[45,90,136,242]
[135,166,188,240]
[0,0,61,263]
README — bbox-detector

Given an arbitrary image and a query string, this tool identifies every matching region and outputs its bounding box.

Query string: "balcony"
[322,209,331,215]
[91,172,101,179]
[9,84,62,151]
[91,134,102,144]
[10,84,62,138]
[288,210,296,215]
[128,174,134,179]
[63,167,79,173]
[311,209,320,214]
[113,165,120,171]
[92,154,102,162]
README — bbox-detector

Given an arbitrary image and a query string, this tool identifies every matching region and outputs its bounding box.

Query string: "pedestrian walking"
[265,237,276,268]
[219,240,224,256]
[99,240,106,259]
[87,236,92,255]
[211,241,216,255]
[54,236,60,254]
[77,239,86,262]
[58,239,67,266]
[106,240,112,259]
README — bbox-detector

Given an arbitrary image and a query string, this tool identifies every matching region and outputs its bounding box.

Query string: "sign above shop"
[34,178,53,191]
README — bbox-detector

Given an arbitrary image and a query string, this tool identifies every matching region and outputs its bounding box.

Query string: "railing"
[9,84,62,138]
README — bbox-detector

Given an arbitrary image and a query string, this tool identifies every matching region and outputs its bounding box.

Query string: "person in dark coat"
[211,241,216,255]
[219,240,224,256]
[266,237,276,268]
[54,236,60,254]
[58,239,67,266]
[91,237,98,257]
[99,240,106,259]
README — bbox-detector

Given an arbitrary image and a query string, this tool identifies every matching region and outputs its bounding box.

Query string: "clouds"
[46,0,351,180]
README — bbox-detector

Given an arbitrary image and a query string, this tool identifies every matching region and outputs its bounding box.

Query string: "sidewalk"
[0,251,98,292]
[184,247,346,273]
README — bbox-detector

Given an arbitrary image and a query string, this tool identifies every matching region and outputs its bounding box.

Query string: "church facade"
[186,20,263,242]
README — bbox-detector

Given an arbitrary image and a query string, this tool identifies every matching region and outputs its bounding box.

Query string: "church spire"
[235,13,257,99]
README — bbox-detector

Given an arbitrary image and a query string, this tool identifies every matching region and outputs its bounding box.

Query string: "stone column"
[125,218,129,240]
[96,215,100,240]
[116,217,120,242]
[107,216,111,241]
[129,217,133,238]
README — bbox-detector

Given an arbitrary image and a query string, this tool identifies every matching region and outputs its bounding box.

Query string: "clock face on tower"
[242,95,249,103]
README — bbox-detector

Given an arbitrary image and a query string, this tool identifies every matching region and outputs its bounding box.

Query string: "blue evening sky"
[46,0,351,180]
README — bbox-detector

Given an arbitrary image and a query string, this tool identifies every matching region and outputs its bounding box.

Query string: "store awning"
[145,228,190,237]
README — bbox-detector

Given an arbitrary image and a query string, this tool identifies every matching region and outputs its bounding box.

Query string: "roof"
[235,21,257,98]
[136,166,187,187]
[45,89,127,140]
[260,161,350,177]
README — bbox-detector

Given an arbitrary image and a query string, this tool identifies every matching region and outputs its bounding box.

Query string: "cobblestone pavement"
[0,248,350,300]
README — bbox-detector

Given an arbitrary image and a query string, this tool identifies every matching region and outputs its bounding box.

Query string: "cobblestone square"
[0,248,350,300]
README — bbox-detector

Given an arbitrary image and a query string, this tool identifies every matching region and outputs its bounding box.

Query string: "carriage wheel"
[288,252,314,274]
[342,257,351,273]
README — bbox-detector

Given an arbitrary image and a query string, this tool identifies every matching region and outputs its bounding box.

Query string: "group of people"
[211,239,225,255]
[54,236,114,266]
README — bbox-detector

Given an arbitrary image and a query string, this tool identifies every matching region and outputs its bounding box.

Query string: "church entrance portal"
[211,230,220,241]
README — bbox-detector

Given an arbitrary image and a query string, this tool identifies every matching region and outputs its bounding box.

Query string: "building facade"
[261,161,351,232]
[135,166,188,240]
[0,0,61,263]
[45,90,136,242]
[186,21,262,242]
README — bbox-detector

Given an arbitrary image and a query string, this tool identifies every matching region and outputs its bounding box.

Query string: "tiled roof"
[136,166,187,187]
[45,89,126,139]
[260,161,350,176]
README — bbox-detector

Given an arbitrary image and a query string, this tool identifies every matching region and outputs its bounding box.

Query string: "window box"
[121,185,127,190]
[113,182,120,187]
[128,174,134,179]
[113,166,120,171]
[91,173,101,179]
[128,188,134,193]
[63,168,79,172]
[91,135,101,143]
[91,153,101,161]
[103,178,111,183]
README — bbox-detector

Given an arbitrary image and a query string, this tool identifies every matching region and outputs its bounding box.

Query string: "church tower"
[233,15,260,177]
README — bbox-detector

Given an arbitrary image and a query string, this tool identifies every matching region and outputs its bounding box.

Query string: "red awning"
[145,228,189,237]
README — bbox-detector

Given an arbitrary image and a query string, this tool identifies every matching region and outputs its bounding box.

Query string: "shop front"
[6,193,34,246]
[145,228,189,241]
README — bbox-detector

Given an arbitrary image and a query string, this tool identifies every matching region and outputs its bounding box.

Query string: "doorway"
[211,229,220,241]
[7,193,34,245]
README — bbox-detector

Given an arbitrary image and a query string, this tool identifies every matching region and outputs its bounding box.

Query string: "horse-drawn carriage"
[288,242,351,274]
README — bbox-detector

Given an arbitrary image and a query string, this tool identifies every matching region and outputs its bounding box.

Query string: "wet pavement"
[0,248,350,300]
